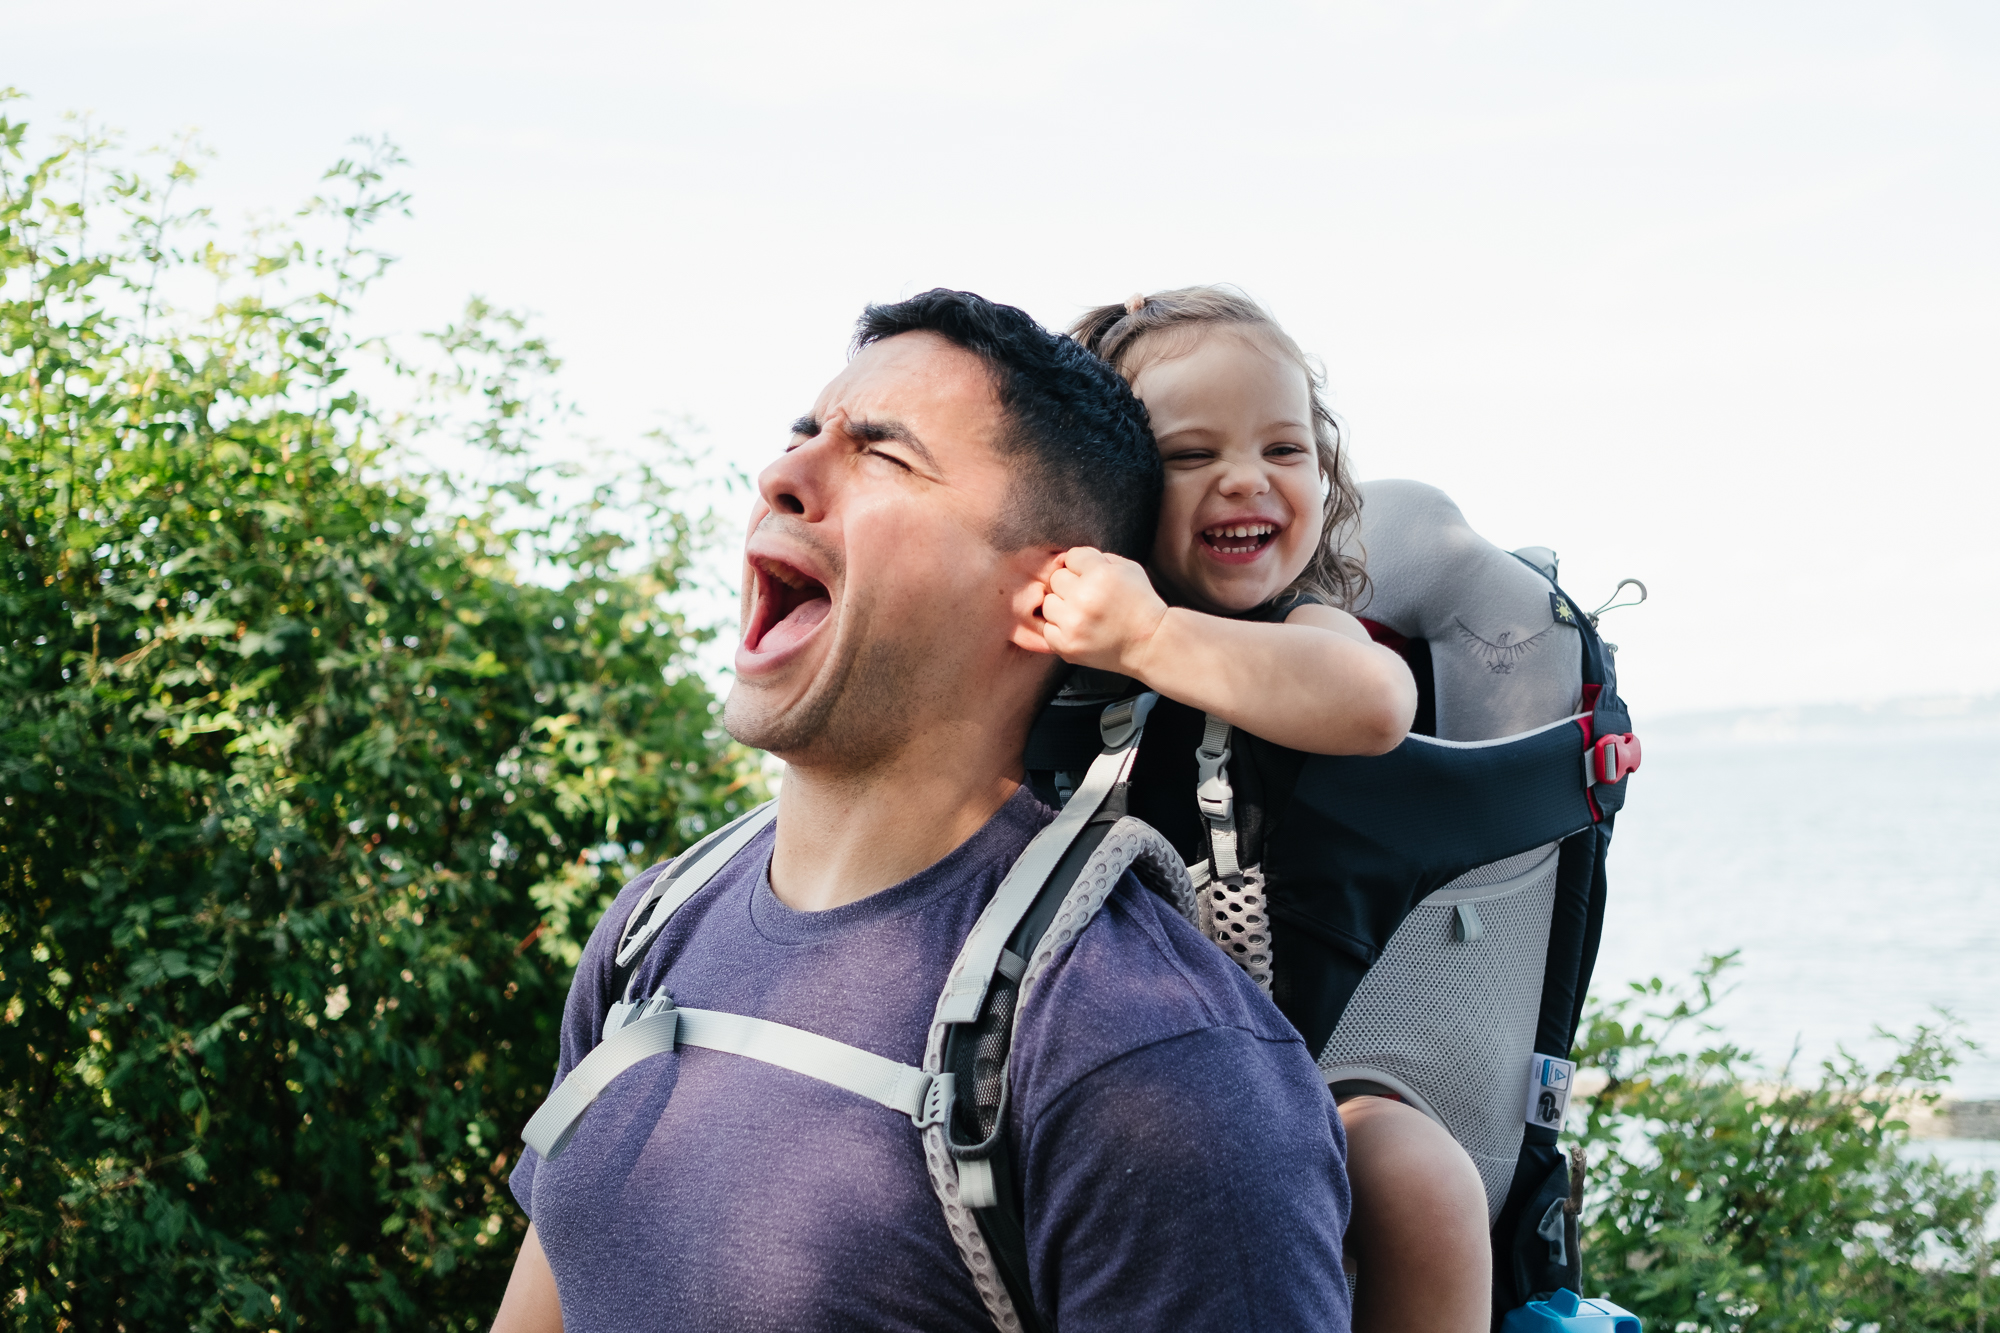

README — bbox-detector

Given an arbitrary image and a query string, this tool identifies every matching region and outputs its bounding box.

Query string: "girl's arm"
[1040,548,1416,756]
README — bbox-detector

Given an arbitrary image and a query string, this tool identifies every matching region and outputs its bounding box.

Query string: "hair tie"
[1124,293,1146,316]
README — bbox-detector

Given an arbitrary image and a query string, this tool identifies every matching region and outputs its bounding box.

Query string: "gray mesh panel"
[1317,845,1560,1222]
[1198,867,1275,995]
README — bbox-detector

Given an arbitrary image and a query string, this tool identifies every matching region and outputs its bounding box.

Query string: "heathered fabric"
[512,787,1351,1332]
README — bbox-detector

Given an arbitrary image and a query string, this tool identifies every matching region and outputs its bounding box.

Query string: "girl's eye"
[1266,443,1309,459]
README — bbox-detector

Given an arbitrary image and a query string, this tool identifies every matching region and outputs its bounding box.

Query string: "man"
[494,291,1352,1331]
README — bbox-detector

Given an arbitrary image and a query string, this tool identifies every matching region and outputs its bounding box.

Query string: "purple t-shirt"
[512,788,1351,1331]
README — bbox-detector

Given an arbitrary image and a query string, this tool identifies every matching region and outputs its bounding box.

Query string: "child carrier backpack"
[519,478,1641,1331]
[1022,479,1642,1323]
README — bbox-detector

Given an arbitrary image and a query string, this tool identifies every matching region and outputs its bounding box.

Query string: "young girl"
[1038,287,1493,1333]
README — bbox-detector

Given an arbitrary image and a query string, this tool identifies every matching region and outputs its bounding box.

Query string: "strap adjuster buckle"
[1099,692,1159,749]
[913,1071,954,1129]
[603,989,677,1044]
[1195,746,1233,822]
[1584,732,1642,787]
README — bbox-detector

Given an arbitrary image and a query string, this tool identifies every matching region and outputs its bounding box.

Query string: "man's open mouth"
[745,557,832,655]
[1200,522,1279,558]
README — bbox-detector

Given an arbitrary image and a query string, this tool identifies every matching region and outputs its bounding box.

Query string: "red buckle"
[1590,732,1641,785]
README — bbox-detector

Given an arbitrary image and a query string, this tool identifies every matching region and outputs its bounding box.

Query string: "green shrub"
[0,99,762,1328]
[1576,956,1997,1331]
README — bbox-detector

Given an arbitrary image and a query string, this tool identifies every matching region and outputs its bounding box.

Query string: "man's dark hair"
[854,289,1161,560]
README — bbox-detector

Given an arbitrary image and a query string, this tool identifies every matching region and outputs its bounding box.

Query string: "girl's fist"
[1039,547,1167,673]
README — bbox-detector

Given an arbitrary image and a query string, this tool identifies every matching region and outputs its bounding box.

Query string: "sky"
[12,0,1999,716]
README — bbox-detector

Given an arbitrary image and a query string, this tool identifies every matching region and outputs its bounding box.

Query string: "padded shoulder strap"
[922,814,1191,1333]
[933,694,1154,1026]
[917,694,1192,1333]
[616,802,779,970]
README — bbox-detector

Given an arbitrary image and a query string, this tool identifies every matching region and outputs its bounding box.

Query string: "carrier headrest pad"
[1357,480,1581,742]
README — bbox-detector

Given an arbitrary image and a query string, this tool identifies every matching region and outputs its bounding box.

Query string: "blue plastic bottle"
[1500,1288,1642,1332]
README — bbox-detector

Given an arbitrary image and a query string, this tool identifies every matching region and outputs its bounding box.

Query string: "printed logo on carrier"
[1524,1053,1576,1128]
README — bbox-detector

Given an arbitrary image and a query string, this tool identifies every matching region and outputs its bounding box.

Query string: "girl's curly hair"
[1070,285,1367,611]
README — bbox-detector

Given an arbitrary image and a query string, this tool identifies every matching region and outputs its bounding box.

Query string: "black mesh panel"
[971,979,1017,1140]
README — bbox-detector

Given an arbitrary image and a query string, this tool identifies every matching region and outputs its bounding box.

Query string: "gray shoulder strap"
[932,694,1155,1025]
[615,801,778,968]
[917,691,1197,1333]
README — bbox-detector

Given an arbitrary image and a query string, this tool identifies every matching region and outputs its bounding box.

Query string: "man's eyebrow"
[848,418,939,471]
[789,415,818,437]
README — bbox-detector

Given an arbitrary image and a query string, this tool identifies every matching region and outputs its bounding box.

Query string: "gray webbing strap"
[523,1004,684,1159]
[932,693,1156,1025]
[1195,713,1242,883]
[612,807,755,959]
[676,1008,940,1120]
[524,1001,946,1160]
[615,802,778,968]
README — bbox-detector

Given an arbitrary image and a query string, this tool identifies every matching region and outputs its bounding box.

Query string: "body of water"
[1590,696,2000,1101]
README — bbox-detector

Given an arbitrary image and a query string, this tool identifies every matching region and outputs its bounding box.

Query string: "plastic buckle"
[913,1071,954,1129]
[605,990,677,1043]
[1500,1288,1642,1332]
[1194,746,1233,822]
[1098,692,1159,749]
[1585,732,1642,787]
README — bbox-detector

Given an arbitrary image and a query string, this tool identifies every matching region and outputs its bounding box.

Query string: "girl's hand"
[1040,547,1168,675]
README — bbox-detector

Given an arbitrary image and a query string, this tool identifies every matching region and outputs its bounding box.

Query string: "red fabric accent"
[1578,683,1609,821]
[1359,618,1408,652]
[1575,715,1601,821]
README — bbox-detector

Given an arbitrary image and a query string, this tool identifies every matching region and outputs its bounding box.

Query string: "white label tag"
[1524,1053,1576,1128]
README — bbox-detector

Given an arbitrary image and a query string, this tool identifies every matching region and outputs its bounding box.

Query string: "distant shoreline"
[1643,693,2000,745]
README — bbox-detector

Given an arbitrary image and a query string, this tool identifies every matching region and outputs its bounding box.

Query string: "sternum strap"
[676,1008,936,1119]
[522,1003,939,1161]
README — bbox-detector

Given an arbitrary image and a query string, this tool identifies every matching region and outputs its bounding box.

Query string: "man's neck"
[766,718,1029,913]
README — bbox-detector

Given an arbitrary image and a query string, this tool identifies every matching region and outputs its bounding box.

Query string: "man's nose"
[757,432,834,522]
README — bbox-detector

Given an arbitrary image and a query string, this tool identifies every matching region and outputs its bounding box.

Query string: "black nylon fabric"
[1122,696,1307,871]
[1024,716,1602,1053]
[1568,824,1614,1051]
[1022,701,1106,775]
[1263,726,1599,1053]
[1490,1126,1581,1322]
[1533,832,1602,1060]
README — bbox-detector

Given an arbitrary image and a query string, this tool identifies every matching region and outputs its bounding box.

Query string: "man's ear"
[1006,548,1066,655]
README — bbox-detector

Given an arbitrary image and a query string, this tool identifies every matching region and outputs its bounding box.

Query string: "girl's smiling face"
[1128,329,1324,615]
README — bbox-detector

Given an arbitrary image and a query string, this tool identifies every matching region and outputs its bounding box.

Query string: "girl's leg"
[1339,1095,1492,1333]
